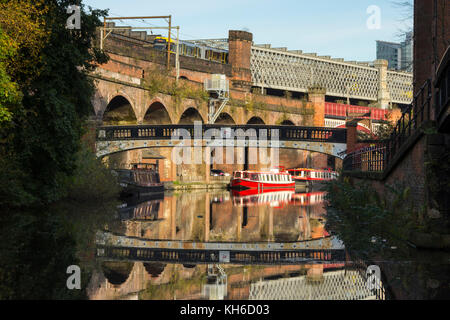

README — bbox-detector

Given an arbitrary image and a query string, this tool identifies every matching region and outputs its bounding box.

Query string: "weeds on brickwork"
[139,265,206,300]
[323,178,419,259]
[142,66,209,107]
[423,131,450,233]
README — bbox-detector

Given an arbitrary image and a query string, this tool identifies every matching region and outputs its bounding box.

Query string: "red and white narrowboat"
[231,168,295,191]
[287,168,338,184]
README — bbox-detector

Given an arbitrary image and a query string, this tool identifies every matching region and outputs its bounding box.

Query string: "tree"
[0,0,109,208]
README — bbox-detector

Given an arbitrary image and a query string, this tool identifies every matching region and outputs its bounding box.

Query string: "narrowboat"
[287,168,338,186]
[230,168,295,191]
[113,163,164,199]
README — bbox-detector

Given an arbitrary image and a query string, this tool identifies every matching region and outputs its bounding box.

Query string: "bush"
[64,143,120,202]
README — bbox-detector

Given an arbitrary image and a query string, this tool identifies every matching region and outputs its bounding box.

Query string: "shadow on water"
[0,199,118,299]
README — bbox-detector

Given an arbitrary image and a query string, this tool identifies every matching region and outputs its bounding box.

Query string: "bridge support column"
[308,86,326,127]
[204,193,210,242]
[204,146,211,183]
[307,265,324,282]
[236,208,242,241]
[228,30,253,91]
[375,59,391,109]
[345,121,358,153]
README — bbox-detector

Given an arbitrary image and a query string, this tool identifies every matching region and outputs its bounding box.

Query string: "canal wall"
[344,129,450,249]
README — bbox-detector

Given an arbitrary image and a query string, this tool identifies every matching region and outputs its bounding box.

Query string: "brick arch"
[102,94,138,125]
[279,119,296,126]
[143,99,173,124]
[178,107,205,124]
[101,261,134,286]
[143,262,167,278]
[246,116,265,125]
[214,112,236,124]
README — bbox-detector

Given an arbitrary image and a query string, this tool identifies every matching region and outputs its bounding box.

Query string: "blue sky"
[83,0,412,62]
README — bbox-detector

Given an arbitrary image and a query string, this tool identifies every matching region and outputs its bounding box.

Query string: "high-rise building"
[376,32,413,71]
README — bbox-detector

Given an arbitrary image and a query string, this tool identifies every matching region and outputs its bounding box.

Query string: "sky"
[83,0,413,62]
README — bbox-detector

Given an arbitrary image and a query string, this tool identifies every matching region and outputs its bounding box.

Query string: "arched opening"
[247,116,265,125]
[101,261,134,285]
[102,96,137,125]
[179,107,204,124]
[214,113,235,125]
[144,262,167,278]
[280,120,295,126]
[143,101,172,124]
[179,76,189,81]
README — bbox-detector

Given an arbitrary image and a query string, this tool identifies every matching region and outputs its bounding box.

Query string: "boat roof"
[287,168,337,173]
[233,170,290,175]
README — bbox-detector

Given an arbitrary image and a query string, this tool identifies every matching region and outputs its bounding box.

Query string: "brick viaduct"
[89,30,338,179]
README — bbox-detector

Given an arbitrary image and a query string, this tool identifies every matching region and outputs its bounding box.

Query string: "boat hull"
[231,178,295,191]
[120,183,164,200]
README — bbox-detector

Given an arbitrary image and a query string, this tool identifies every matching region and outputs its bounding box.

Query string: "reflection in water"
[88,190,448,300]
[89,190,356,300]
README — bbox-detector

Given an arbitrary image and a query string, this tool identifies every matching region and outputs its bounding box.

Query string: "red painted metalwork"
[325,102,388,121]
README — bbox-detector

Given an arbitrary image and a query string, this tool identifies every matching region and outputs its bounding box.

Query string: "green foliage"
[142,66,209,106]
[0,28,21,126]
[64,143,120,202]
[374,119,395,139]
[323,178,417,258]
[0,0,109,208]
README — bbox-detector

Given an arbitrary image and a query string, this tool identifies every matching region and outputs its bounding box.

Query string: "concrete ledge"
[165,181,229,191]
[342,170,384,181]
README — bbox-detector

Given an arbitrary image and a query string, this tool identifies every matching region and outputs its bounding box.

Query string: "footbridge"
[96,231,346,266]
[95,124,347,158]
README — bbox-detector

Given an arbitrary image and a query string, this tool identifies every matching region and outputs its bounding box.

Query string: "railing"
[344,79,432,172]
[435,47,450,126]
[343,145,386,172]
[96,245,346,265]
[97,124,347,144]
[349,258,387,300]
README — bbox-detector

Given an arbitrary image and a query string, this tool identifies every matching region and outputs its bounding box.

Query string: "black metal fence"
[435,52,450,124]
[97,245,346,266]
[344,79,432,172]
[97,124,347,144]
[347,258,387,300]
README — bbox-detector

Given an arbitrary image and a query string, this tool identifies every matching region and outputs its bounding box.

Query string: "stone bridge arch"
[143,100,172,124]
[178,107,205,124]
[247,116,266,125]
[215,112,236,125]
[100,261,135,286]
[279,119,296,126]
[102,94,138,125]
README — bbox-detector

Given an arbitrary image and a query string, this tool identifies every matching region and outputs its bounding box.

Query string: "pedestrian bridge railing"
[96,124,347,144]
[344,79,432,173]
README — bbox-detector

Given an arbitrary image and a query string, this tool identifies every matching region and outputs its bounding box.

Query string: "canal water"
[81,188,447,300]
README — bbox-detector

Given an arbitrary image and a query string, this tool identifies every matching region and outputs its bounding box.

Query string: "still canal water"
[85,189,449,300]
